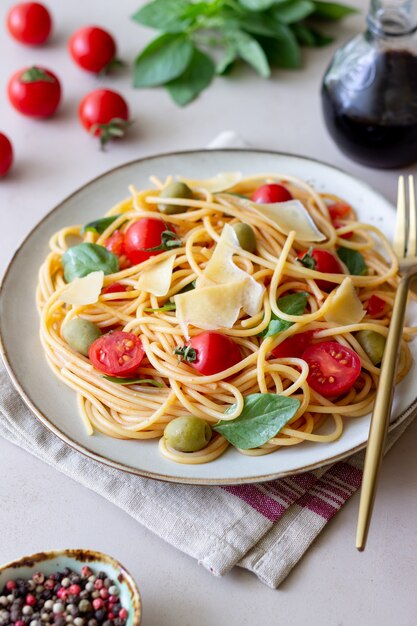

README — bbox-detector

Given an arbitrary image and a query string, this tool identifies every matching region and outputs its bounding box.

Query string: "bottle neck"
[367,0,417,37]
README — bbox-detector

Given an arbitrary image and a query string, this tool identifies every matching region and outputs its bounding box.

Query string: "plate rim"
[0,147,414,485]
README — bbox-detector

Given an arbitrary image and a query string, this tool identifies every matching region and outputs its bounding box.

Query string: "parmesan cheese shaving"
[324,277,365,325]
[196,223,264,316]
[137,255,176,297]
[59,271,104,306]
[178,172,242,193]
[175,280,248,336]
[250,199,326,242]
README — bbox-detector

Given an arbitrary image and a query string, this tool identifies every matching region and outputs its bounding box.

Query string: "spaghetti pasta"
[37,173,415,464]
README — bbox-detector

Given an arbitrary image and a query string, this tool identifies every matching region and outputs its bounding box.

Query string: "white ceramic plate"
[1,149,416,484]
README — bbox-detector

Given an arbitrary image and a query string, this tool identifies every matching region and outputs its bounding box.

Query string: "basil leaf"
[311,1,358,20]
[214,393,300,449]
[216,45,238,75]
[62,243,119,283]
[272,0,315,25]
[166,47,215,106]
[262,292,309,338]
[102,375,163,387]
[337,247,367,276]
[144,302,176,312]
[132,0,191,33]
[133,33,194,87]
[258,26,301,69]
[226,30,270,78]
[81,215,121,235]
[307,29,334,46]
[291,22,316,46]
[238,0,277,10]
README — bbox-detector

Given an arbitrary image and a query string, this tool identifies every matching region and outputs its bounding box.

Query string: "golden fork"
[356,175,417,551]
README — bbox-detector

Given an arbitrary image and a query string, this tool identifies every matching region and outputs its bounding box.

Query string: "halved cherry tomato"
[0,133,14,176]
[124,218,177,266]
[8,66,61,117]
[366,294,386,317]
[176,332,242,376]
[271,331,316,359]
[302,341,361,397]
[101,282,127,295]
[105,230,125,256]
[69,26,117,74]
[252,183,293,204]
[7,2,52,45]
[88,331,144,377]
[297,248,344,292]
[329,202,353,239]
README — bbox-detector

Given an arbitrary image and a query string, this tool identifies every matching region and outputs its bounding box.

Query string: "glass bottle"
[321,0,417,168]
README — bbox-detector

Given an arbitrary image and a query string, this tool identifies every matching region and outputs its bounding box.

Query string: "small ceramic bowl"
[0,548,141,625]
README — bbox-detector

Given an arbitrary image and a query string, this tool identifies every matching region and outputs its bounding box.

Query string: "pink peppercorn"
[99,588,109,599]
[68,584,81,595]
[92,598,104,610]
[109,595,118,603]
[44,579,55,590]
[57,587,68,600]
[94,579,104,590]
[107,613,115,620]
[81,566,92,577]
[25,594,36,606]
[15,621,25,626]
[119,608,128,620]
[6,581,16,591]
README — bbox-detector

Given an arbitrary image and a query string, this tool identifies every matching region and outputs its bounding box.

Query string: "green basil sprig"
[262,292,309,338]
[214,393,300,449]
[132,0,357,106]
[62,243,119,282]
[337,247,367,276]
[81,215,122,235]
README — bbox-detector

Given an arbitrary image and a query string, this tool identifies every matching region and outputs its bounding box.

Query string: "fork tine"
[407,175,416,258]
[394,175,406,257]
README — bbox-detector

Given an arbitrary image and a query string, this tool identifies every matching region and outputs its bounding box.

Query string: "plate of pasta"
[1,149,417,484]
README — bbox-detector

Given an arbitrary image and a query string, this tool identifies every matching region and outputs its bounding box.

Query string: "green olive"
[356,330,386,365]
[158,182,194,215]
[232,222,256,253]
[164,416,212,452]
[62,318,102,356]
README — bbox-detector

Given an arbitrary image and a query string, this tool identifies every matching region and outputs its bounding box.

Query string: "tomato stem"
[173,345,197,363]
[143,230,182,252]
[90,117,132,149]
[99,58,126,76]
[21,67,54,83]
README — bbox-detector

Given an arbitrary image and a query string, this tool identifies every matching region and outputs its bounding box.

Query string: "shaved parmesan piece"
[137,255,176,297]
[175,280,247,335]
[178,172,242,193]
[59,271,104,306]
[196,224,264,316]
[324,277,365,325]
[251,199,326,242]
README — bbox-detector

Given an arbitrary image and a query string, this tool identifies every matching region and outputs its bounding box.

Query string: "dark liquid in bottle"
[322,50,417,168]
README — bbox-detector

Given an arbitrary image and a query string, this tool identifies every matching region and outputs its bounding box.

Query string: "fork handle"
[356,274,411,550]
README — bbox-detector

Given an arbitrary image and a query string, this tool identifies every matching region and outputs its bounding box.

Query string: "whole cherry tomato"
[252,183,293,204]
[328,201,353,239]
[78,89,129,147]
[7,66,61,117]
[366,294,386,317]
[69,26,119,74]
[297,248,344,292]
[124,218,179,266]
[175,332,242,376]
[7,2,52,45]
[302,341,361,397]
[271,331,316,359]
[101,282,128,295]
[0,133,14,176]
[88,331,144,377]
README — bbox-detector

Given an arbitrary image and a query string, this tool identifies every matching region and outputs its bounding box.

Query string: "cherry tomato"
[7,2,52,45]
[252,183,293,204]
[366,294,386,317]
[186,332,242,376]
[0,133,14,176]
[271,331,316,359]
[69,26,118,74]
[105,230,125,256]
[297,248,344,292]
[302,341,361,397]
[101,282,127,295]
[78,89,129,147]
[124,218,176,265]
[8,66,61,117]
[88,331,144,377]
[329,202,353,239]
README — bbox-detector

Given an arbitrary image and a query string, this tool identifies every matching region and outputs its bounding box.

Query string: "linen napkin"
[1,133,416,589]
